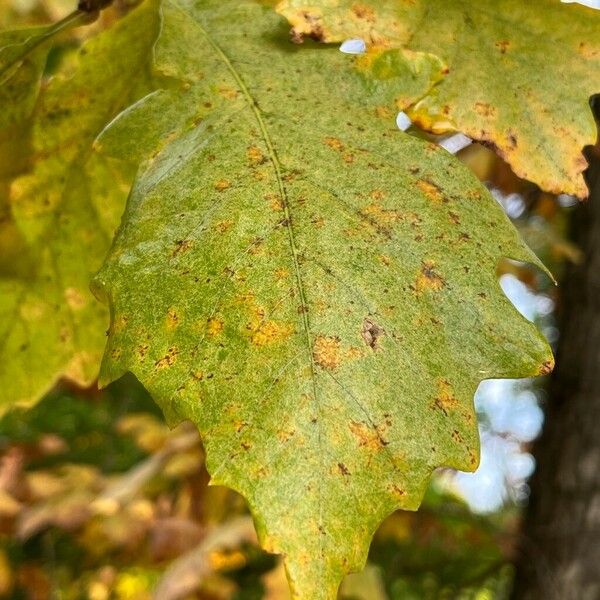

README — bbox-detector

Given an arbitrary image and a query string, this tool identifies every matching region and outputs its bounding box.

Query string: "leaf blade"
[277,0,600,198]
[95,1,552,597]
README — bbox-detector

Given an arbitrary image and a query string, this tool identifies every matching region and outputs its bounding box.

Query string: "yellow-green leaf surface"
[277,0,600,198]
[0,27,51,276]
[0,1,160,413]
[94,0,552,597]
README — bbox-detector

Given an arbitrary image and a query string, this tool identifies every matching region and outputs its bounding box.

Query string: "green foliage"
[92,0,551,596]
[0,0,159,412]
[277,0,600,198]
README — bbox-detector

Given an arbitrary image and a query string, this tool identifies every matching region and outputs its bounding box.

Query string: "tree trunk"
[512,145,600,598]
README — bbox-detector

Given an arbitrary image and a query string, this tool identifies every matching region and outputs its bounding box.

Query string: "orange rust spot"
[277,428,296,442]
[234,420,247,433]
[578,42,599,59]
[342,152,355,163]
[217,86,239,99]
[352,3,375,21]
[215,220,234,233]
[389,484,406,500]
[360,202,402,231]
[236,292,255,305]
[265,193,283,211]
[172,239,193,257]
[155,347,178,369]
[379,255,391,266]
[113,314,128,333]
[349,420,388,450]
[370,189,386,201]
[474,102,496,117]
[416,179,444,203]
[415,260,445,294]
[207,316,224,337]
[166,307,179,330]
[313,335,342,370]
[495,40,510,53]
[275,267,290,280]
[375,105,393,119]
[247,145,266,166]
[432,379,459,416]
[324,136,344,152]
[250,320,294,346]
[214,179,231,192]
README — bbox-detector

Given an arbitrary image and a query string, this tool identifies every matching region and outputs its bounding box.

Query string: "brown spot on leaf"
[352,3,375,21]
[215,220,234,233]
[415,261,446,294]
[338,462,350,476]
[166,307,179,330]
[277,428,296,442]
[217,86,239,99]
[349,420,388,450]
[495,40,510,54]
[539,359,554,375]
[361,318,384,350]
[360,202,401,234]
[474,102,495,117]
[578,42,599,60]
[432,379,458,416]
[389,484,406,500]
[265,193,283,211]
[155,347,179,369]
[451,429,464,443]
[448,211,460,225]
[172,239,193,257]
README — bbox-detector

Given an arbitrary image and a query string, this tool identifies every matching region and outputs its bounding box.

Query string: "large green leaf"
[94,0,552,597]
[0,1,160,413]
[277,0,600,199]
